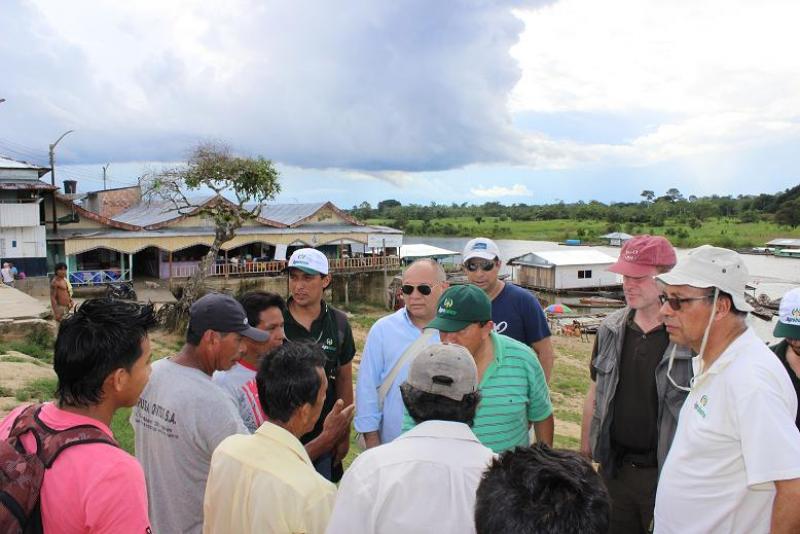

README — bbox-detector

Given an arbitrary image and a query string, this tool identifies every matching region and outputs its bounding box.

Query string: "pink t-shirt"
[0,403,151,534]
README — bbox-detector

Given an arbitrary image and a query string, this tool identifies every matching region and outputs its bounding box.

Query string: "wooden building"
[508,249,620,292]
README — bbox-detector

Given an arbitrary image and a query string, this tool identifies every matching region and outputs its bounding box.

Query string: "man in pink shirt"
[0,298,157,534]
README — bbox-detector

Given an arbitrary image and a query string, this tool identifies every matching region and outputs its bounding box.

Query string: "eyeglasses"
[658,293,713,311]
[402,283,437,296]
[464,260,496,272]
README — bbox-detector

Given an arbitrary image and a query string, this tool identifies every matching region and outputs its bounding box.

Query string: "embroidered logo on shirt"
[693,394,709,418]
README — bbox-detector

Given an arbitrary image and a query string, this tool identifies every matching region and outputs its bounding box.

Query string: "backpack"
[0,404,119,534]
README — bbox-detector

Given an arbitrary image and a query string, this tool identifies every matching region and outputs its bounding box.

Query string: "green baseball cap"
[427,284,492,332]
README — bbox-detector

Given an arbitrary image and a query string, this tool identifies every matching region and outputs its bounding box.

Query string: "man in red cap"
[579,235,693,534]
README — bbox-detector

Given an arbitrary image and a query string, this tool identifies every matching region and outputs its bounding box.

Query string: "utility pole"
[102,162,110,190]
[49,130,75,234]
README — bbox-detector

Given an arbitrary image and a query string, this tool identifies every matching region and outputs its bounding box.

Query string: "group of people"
[1,261,19,286]
[2,236,800,533]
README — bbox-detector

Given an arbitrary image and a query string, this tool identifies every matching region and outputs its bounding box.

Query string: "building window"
[578,269,593,279]
[11,240,16,248]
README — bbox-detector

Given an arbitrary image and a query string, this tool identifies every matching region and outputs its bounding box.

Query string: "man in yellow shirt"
[203,342,336,534]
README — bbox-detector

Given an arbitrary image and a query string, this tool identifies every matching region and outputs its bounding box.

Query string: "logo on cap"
[443,298,454,308]
[472,243,488,250]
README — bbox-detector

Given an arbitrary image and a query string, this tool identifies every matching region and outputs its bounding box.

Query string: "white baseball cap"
[656,245,753,312]
[774,288,800,339]
[462,237,500,262]
[287,248,329,275]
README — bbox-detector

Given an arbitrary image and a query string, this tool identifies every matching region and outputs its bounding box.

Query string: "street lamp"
[49,129,75,234]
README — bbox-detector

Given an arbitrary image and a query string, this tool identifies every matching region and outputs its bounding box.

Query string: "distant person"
[203,342,337,534]
[405,284,554,452]
[0,298,157,533]
[9,262,17,279]
[131,293,268,534]
[462,237,555,382]
[770,287,800,431]
[355,258,446,447]
[283,248,355,481]
[579,235,692,534]
[475,444,611,534]
[50,262,73,321]
[213,291,287,426]
[327,344,494,534]
[1,262,13,286]
[654,246,800,533]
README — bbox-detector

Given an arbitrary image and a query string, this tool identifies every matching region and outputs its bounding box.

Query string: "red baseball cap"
[607,235,676,277]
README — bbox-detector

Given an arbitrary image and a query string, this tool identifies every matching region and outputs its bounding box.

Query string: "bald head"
[404,258,446,283]
[402,259,448,327]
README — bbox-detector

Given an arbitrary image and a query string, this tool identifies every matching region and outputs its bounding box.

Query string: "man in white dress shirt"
[326,343,494,534]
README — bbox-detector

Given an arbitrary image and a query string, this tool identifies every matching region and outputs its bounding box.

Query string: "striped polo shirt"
[403,332,553,453]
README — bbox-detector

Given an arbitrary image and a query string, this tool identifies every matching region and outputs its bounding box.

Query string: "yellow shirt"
[203,421,336,534]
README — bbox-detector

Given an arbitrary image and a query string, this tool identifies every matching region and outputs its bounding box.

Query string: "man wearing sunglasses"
[580,235,693,534]
[461,237,554,382]
[653,246,800,534]
[355,259,447,448]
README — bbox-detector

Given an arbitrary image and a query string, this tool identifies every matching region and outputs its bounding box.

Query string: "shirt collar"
[255,421,313,465]
[396,420,482,444]
[692,326,753,378]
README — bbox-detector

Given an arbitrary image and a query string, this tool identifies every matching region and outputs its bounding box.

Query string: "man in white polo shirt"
[653,246,800,534]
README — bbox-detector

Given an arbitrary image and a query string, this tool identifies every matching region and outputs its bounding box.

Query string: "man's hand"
[322,399,354,444]
[363,431,381,449]
[333,434,350,464]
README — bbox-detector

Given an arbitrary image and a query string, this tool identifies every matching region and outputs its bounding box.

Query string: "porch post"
[224,248,229,280]
[168,251,173,286]
[128,253,133,282]
[120,252,125,282]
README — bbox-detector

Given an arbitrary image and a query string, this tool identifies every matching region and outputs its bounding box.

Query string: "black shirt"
[283,299,356,444]
[770,340,800,432]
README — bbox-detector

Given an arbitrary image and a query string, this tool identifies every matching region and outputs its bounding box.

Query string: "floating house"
[766,238,800,259]
[600,232,633,247]
[508,249,620,291]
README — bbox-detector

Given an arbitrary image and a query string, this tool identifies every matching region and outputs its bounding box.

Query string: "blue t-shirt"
[492,283,550,345]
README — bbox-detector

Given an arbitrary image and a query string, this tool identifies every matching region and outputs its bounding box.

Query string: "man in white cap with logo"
[771,287,800,432]
[653,246,800,534]
[283,247,355,482]
[462,237,554,382]
[326,343,495,534]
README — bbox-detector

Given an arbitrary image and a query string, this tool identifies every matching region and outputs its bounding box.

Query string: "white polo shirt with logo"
[654,327,800,533]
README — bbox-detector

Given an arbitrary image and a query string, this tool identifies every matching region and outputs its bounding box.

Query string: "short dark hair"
[54,262,67,271]
[475,444,610,534]
[55,298,157,407]
[256,342,325,423]
[238,291,286,327]
[717,290,748,317]
[400,383,481,426]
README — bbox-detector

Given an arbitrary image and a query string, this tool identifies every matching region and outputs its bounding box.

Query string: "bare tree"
[143,143,281,330]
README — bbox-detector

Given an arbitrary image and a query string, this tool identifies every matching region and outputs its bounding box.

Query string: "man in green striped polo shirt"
[417,284,554,452]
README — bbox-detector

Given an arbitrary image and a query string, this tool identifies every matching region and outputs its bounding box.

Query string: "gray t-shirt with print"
[132,358,247,534]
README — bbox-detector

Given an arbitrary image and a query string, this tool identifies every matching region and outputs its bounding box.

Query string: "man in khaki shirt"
[203,342,336,534]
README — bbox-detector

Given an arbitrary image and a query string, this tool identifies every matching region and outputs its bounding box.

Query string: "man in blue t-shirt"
[462,237,554,382]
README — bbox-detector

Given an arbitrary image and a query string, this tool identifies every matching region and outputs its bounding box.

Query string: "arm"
[772,478,800,534]
[580,381,596,459]
[354,324,385,448]
[533,414,554,447]
[531,336,555,384]
[49,280,59,317]
[305,399,354,461]
[333,362,354,463]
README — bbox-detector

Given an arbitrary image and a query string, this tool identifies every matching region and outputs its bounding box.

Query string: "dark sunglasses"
[402,284,436,296]
[658,293,713,311]
[465,260,496,272]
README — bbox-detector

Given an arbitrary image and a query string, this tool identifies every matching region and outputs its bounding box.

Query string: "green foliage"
[15,378,57,403]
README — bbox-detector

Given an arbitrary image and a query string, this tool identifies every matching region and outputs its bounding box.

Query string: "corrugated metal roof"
[0,181,56,191]
[53,224,400,240]
[0,155,46,170]
[509,249,617,267]
[601,232,633,240]
[766,238,800,248]
[253,202,327,225]
[112,195,216,228]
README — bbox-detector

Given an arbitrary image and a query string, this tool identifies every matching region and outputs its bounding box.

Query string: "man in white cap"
[283,247,355,482]
[326,343,494,534]
[461,237,554,381]
[771,287,800,432]
[653,246,800,534]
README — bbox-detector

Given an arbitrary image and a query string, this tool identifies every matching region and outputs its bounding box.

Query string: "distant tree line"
[349,184,800,230]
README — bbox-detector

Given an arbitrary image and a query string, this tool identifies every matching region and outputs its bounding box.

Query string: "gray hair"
[405,258,446,282]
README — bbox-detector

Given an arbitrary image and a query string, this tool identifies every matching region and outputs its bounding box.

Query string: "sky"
[1,0,799,208]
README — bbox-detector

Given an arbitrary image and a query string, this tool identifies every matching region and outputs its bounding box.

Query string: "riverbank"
[368,216,798,249]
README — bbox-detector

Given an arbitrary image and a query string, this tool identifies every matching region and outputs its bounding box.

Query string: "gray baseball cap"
[189,293,269,342]
[404,343,478,401]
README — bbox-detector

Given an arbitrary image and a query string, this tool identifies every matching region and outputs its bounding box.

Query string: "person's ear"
[106,367,128,395]
[322,274,332,289]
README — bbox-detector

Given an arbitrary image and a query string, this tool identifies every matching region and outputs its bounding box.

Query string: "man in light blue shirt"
[355,259,447,447]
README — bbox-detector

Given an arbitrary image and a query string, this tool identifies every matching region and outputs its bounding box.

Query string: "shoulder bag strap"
[376,328,435,409]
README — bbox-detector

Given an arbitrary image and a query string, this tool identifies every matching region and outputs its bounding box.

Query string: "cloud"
[471,184,532,198]
[1,0,553,172]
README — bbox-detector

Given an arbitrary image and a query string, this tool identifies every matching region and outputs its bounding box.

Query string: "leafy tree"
[377,199,401,213]
[775,199,800,228]
[666,188,684,202]
[641,190,655,203]
[143,143,280,330]
[474,216,484,225]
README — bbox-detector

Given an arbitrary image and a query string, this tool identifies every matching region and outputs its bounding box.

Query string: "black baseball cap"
[189,293,269,342]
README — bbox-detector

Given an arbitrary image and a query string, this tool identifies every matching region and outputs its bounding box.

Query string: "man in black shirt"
[283,248,355,481]
[770,287,800,431]
[580,235,693,534]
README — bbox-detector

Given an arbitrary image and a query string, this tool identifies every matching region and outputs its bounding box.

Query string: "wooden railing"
[166,256,400,279]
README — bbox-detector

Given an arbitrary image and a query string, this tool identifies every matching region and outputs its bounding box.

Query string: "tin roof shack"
[600,232,633,247]
[508,249,620,292]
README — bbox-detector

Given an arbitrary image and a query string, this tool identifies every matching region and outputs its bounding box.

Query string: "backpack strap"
[8,404,119,468]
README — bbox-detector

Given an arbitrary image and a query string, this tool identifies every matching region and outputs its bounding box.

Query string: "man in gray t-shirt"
[131,293,269,534]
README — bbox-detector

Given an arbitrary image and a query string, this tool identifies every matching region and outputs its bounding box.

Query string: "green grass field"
[367,216,799,248]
